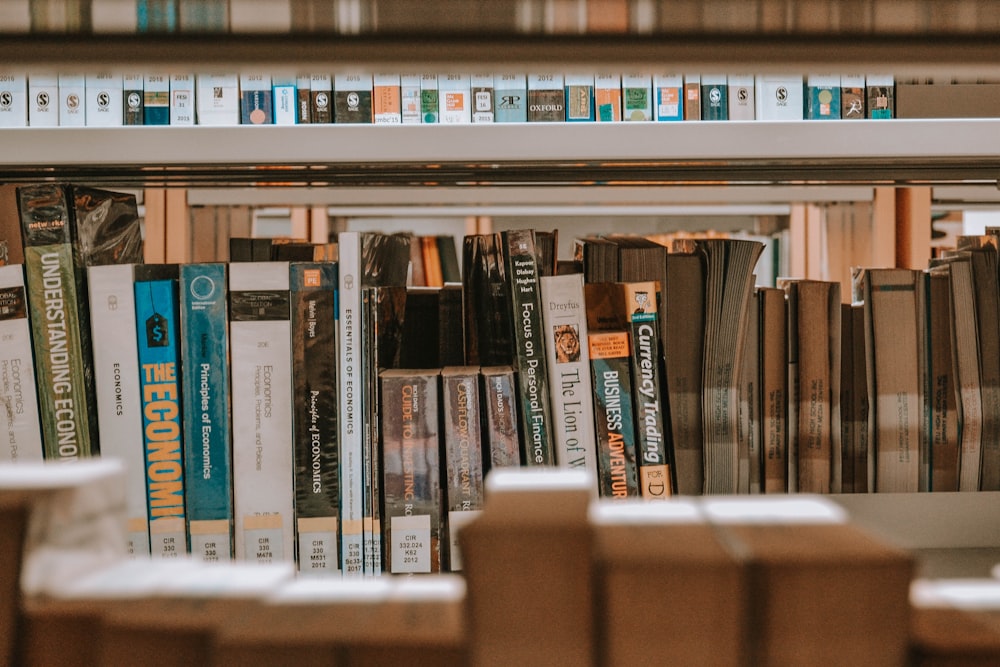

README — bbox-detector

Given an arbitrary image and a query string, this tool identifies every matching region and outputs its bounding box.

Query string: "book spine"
[564,73,595,122]
[727,73,755,120]
[337,232,363,576]
[334,73,373,124]
[0,73,28,128]
[539,274,598,483]
[290,262,340,575]
[272,75,297,125]
[84,72,123,127]
[588,330,640,499]
[866,74,895,119]
[0,264,44,463]
[169,73,195,125]
[622,73,652,121]
[595,73,622,122]
[58,74,86,127]
[239,73,272,125]
[755,75,803,120]
[701,74,729,120]
[438,73,471,124]
[440,368,485,571]
[17,184,97,460]
[123,73,144,125]
[296,74,311,124]
[759,287,787,494]
[133,264,187,558]
[309,74,332,123]
[420,73,439,123]
[527,73,565,122]
[195,74,239,126]
[653,73,682,121]
[683,74,701,120]
[806,74,842,119]
[143,74,170,125]
[479,366,522,471]
[841,74,866,119]
[400,73,421,124]
[179,263,233,562]
[471,73,495,123]
[493,72,527,123]
[229,261,294,563]
[362,288,379,576]
[373,73,402,124]
[623,282,671,498]
[28,73,59,127]
[88,263,149,556]
[501,229,556,465]
[380,369,443,574]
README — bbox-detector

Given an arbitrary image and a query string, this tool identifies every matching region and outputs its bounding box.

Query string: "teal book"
[494,73,527,123]
[701,75,729,120]
[806,75,842,119]
[134,263,187,559]
[179,263,232,562]
[290,262,341,575]
[138,0,177,32]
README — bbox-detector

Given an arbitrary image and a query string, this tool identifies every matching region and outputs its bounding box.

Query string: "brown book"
[967,246,1000,491]
[0,184,22,266]
[849,304,871,493]
[839,303,855,493]
[586,0,628,32]
[927,266,960,491]
[737,290,761,493]
[863,268,927,493]
[759,287,788,493]
[421,235,443,287]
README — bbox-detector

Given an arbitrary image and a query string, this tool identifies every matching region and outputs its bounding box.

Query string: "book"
[138,0,178,31]
[594,73,622,122]
[588,330,640,499]
[527,73,565,122]
[737,290,761,493]
[494,72,527,123]
[295,74,310,123]
[419,73,438,123]
[373,73,401,124]
[123,73,143,125]
[622,73,652,121]
[758,287,787,494]
[195,74,239,126]
[0,264,43,463]
[927,266,959,492]
[867,74,895,119]
[683,74,701,120]
[0,73,26,128]
[471,73,495,123]
[564,73,595,122]
[438,73,471,124]
[239,73,272,125]
[727,73,755,120]
[179,262,233,562]
[178,0,227,31]
[462,233,513,367]
[755,74,804,120]
[169,73,195,125]
[271,74,297,125]
[500,229,555,466]
[28,73,58,127]
[966,246,1000,491]
[400,73,421,124]
[398,284,465,369]
[87,263,148,556]
[539,273,598,484]
[334,73,373,123]
[82,73,121,127]
[309,73,332,123]
[57,73,85,127]
[701,74,729,121]
[653,73,683,121]
[289,262,340,575]
[142,73,169,125]
[133,263,187,559]
[380,368,443,574]
[229,261,294,563]
[806,74,841,119]
[841,74,866,119]
[440,366,486,571]
[479,365,522,472]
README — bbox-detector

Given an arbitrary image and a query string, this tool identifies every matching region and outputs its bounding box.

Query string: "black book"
[462,234,512,367]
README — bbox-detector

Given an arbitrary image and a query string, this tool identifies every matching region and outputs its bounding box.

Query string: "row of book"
[0,71,899,127]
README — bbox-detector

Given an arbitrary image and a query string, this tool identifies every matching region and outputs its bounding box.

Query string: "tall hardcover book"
[866,74,895,119]
[927,267,959,492]
[143,73,169,125]
[540,273,598,486]
[727,74,755,120]
[123,73,144,125]
[471,73,495,123]
[564,73,595,122]
[0,264,43,463]
[57,73,85,127]
[966,246,1000,491]
[494,72,527,123]
[527,73,565,122]
[440,366,486,571]
[380,368,443,574]
[438,73,472,124]
[737,290,761,493]
[653,73,683,121]
[229,261,294,563]
[701,74,729,121]
[309,73,332,123]
[622,73,652,121]
[239,73,272,125]
[420,73,439,123]
[759,287,788,494]
[373,73,401,124]
[480,365,522,472]
[841,74,866,119]
[500,229,556,466]
[806,74,841,120]
[588,330,640,499]
[84,73,122,127]
[0,74,28,128]
[195,73,239,126]
[28,73,59,127]
[334,73,373,123]
[169,73,195,125]
[289,262,340,575]
[462,233,513,367]
[88,263,148,556]
[133,263,187,559]
[179,263,233,562]
[400,73,421,124]
[595,73,622,122]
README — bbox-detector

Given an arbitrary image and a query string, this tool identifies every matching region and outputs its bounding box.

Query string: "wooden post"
[871,187,897,268]
[164,189,190,264]
[143,189,167,264]
[895,186,932,270]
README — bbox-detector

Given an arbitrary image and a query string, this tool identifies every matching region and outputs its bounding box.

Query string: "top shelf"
[2,120,999,187]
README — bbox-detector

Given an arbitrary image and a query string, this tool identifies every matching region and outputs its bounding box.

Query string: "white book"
[622,73,652,121]
[91,0,138,32]
[229,262,294,564]
[195,73,239,126]
[0,1,30,32]
[728,73,756,121]
[338,231,364,577]
[272,74,297,125]
[0,73,28,127]
[229,0,291,32]
[652,73,683,122]
[0,264,43,464]
[471,73,495,123]
[58,74,86,127]
[438,73,471,124]
[539,273,598,489]
[400,73,421,124]
[28,73,59,127]
[170,74,195,125]
[87,264,149,557]
[755,74,804,120]
[85,73,123,127]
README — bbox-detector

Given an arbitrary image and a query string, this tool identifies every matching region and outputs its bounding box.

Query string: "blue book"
[290,262,341,575]
[179,263,233,562]
[494,73,527,123]
[240,74,273,125]
[138,0,178,32]
[806,75,842,119]
[134,263,187,559]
